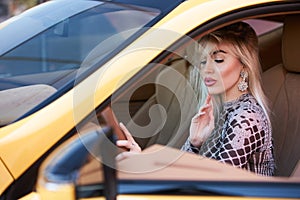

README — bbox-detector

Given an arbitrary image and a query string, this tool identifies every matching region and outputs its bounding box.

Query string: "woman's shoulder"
[224,94,271,140]
[225,94,266,120]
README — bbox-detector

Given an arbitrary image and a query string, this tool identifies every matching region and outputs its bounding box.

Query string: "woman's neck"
[223,90,248,103]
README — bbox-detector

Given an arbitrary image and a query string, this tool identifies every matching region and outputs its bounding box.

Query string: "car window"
[0,3,159,88]
[244,19,282,36]
[0,2,160,126]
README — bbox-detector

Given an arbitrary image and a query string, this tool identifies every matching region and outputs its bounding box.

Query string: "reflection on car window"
[0,3,159,89]
[0,2,160,125]
[244,19,282,35]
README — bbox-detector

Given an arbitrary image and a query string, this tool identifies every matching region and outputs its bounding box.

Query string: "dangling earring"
[238,70,248,92]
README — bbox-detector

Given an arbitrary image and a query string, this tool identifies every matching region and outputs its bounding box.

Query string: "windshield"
[0,2,159,88]
[0,1,160,126]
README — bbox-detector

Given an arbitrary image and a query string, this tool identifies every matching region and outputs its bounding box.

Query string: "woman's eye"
[215,59,224,63]
[200,60,206,67]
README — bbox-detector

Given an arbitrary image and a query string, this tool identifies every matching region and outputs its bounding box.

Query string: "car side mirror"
[37,126,117,200]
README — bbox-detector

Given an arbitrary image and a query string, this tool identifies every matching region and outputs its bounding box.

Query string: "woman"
[117,22,275,176]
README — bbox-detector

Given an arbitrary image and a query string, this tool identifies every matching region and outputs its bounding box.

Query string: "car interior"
[262,14,300,177]
[74,14,300,194]
[108,13,300,178]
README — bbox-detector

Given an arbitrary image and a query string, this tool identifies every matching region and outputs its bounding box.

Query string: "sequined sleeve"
[181,139,200,154]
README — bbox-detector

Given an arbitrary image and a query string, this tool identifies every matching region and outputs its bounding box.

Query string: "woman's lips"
[204,77,217,87]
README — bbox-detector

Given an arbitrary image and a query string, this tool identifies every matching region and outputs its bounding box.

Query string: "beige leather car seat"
[258,25,282,72]
[262,14,300,177]
[127,58,198,149]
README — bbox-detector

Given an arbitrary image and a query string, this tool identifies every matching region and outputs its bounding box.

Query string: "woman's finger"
[117,140,131,148]
[198,96,211,111]
[116,152,126,161]
[205,94,211,104]
[197,104,210,115]
[116,151,139,162]
[209,106,214,123]
[116,139,138,149]
[192,111,205,122]
[119,122,135,141]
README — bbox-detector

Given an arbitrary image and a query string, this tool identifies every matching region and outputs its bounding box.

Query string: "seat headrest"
[282,14,300,72]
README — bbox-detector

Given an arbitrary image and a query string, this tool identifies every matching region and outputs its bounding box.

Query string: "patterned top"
[181,93,275,176]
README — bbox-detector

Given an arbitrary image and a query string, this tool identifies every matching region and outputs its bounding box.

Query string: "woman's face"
[199,42,244,101]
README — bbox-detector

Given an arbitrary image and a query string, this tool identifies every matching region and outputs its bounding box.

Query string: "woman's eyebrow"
[212,49,227,55]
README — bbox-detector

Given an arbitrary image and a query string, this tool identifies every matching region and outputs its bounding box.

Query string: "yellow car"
[0,0,300,199]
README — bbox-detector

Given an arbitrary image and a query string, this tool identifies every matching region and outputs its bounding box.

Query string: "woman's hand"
[189,95,214,148]
[116,122,142,161]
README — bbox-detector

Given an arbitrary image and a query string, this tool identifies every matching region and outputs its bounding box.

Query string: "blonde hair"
[189,22,270,122]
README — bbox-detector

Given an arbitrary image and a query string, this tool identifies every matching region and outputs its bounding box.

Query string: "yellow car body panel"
[0,0,290,196]
[0,159,13,195]
[151,0,281,32]
[19,188,76,200]
[0,93,75,177]
[36,181,75,200]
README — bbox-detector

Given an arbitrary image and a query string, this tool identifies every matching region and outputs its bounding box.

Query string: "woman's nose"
[203,59,214,73]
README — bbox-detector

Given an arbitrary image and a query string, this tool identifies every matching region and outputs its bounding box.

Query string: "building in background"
[0,0,10,22]
[0,0,48,22]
